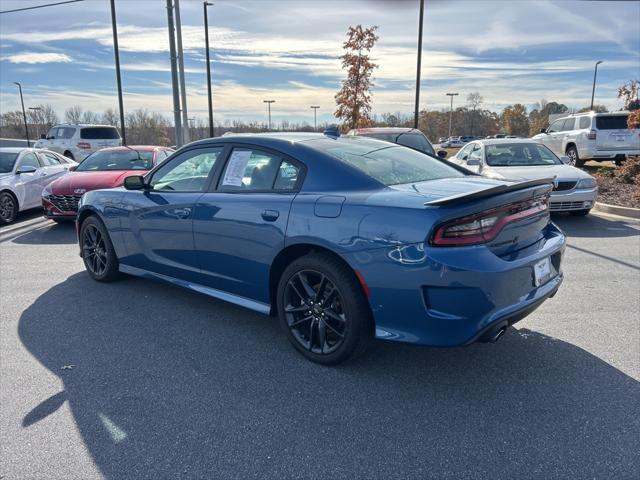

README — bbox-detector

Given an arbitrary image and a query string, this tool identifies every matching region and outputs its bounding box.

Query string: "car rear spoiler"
[424,178,554,207]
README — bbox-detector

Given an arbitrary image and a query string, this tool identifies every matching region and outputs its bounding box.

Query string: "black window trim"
[212,142,307,194]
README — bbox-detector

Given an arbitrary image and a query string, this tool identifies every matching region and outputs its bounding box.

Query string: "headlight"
[576,177,597,189]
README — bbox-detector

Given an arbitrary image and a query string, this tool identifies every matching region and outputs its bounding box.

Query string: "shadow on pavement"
[18,272,640,478]
[9,220,76,245]
[552,212,639,238]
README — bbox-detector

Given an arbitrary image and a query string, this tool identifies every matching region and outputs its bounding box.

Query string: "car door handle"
[168,207,191,219]
[261,209,279,222]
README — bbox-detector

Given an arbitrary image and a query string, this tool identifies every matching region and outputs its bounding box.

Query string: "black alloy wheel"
[283,269,348,355]
[80,216,120,282]
[0,192,17,224]
[277,253,373,365]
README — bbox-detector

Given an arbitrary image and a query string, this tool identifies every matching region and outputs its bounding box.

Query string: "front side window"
[457,143,474,160]
[485,143,561,166]
[76,149,154,171]
[39,152,62,166]
[0,152,19,173]
[80,127,120,140]
[468,145,483,162]
[547,119,564,133]
[18,152,41,169]
[220,148,300,191]
[397,133,435,155]
[150,147,222,192]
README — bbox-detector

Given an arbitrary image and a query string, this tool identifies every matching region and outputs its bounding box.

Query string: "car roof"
[472,138,545,146]
[50,123,119,128]
[91,145,163,152]
[352,127,419,134]
[0,147,33,153]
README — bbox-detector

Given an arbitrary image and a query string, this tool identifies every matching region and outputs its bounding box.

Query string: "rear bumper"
[549,188,597,212]
[344,222,566,346]
[578,144,640,160]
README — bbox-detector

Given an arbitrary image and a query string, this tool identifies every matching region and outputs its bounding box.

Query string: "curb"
[594,202,640,219]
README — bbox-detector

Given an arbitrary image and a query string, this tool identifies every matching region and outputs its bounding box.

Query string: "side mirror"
[68,165,77,171]
[540,128,547,134]
[40,133,46,139]
[466,158,480,166]
[124,175,146,190]
[437,150,447,158]
[16,165,38,174]
[559,155,571,165]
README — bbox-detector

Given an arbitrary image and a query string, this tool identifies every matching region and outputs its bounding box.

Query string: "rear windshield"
[0,152,18,173]
[318,141,465,186]
[80,127,120,140]
[76,150,153,171]
[364,132,435,155]
[596,115,629,130]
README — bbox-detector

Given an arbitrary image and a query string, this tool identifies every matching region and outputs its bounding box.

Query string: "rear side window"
[596,115,629,130]
[80,127,120,140]
[220,148,300,191]
[578,117,591,129]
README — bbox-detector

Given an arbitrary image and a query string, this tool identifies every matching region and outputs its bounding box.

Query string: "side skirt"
[119,264,271,315]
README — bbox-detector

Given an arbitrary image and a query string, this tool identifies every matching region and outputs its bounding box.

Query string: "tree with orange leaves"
[334,25,379,130]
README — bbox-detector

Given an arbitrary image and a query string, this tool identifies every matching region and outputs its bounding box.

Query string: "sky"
[0,0,639,127]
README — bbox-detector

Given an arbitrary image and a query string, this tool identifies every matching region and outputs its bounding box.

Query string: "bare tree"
[466,92,483,136]
[101,108,120,127]
[64,105,83,124]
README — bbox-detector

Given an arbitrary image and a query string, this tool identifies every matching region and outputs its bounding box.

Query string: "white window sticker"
[222,150,252,186]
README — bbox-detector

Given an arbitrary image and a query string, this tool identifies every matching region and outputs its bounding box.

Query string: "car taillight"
[431,195,549,247]
[77,142,91,149]
[587,130,596,140]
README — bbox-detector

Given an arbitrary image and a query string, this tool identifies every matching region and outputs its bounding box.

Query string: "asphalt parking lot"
[1,210,639,479]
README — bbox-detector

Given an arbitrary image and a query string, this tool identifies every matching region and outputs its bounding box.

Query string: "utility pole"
[110,0,126,145]
[590,60,603,111]
[446,92,458,138]
[13,82,29,146]
[310,105,320,131]
[204,2,214,137]
[166,0,182,147]
[414,0,424,129]
[263,100,275,131]
[174,0,189,144]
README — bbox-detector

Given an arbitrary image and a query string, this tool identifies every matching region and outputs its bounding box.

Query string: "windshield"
[80,127,120,140]
[321,143,465,186]
[0,152,19,173]
[76,150,154,171]
[485,143,561,167]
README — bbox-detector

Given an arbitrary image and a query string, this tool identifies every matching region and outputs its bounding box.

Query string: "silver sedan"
[0,147,75,224]
[447,139,598,216]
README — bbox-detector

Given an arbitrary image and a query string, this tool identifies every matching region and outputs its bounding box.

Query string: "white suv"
[532,111,639,167]
[34,124,122,162]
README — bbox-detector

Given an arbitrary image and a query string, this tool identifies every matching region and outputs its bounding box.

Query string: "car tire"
[569,209,591,216]
[0,191,18,225]
[79,215,121,282]
[277,252,373,365]
[63,151,75,161]
[566,146,584,167]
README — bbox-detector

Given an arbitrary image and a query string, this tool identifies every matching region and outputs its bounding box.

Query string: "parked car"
[444,137,466,148]
[532,111,639,167]
[447,139,597,215]
[459,135,476,143]
[34,124,122,162]
[77,132,565,364]
[0,147,72,224]
[42,146,173,221]
[347,127,446,157]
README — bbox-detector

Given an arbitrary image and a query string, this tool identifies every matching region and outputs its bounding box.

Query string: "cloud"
[2,52,72,64]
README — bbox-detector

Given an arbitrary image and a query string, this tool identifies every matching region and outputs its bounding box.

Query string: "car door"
[14,151,47,209]
[193,145,303,304]
[543,119,565,154]
[119,146,225,283]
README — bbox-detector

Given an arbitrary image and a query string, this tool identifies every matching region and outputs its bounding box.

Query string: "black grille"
[553,181,577,191]
[49,194,81,212]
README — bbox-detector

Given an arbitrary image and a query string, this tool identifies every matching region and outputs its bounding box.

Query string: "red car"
[42,145,173,221]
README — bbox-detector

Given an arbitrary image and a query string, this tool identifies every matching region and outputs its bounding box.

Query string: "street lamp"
[446,92,459,138]
[13,82,30,147]
[29,106,42,139]
[590,60,603,111]
[310,105,320,131]
[110,0,126,145]
[204,1,214,137]
[263,100,275,130]
[413,0,424,129]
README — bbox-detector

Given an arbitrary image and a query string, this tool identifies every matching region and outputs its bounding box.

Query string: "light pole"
[29,106,42,139]
[204,2,214,137]
[446,92,458,138]
[590,60,603,111]
[263,100,275,130]
[310,105,320,131]
[110,0,126,145]
[414,0,424,129]
[13,82,30,146]
[166,0,182,147]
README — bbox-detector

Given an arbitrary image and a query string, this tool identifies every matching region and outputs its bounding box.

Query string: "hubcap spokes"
[82,225,107,275]
[284,270,347,355]
[0,196,14,219]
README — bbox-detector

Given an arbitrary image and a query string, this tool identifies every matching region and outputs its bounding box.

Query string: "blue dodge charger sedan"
[77,131,565,364]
